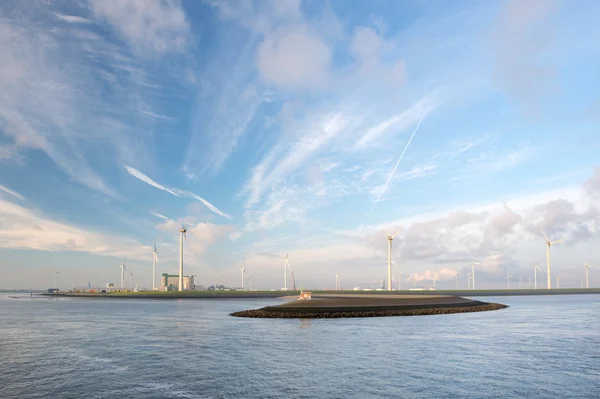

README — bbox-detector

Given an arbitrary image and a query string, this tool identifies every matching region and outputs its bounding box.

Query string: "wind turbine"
[120,258,127,289]
[519,272,523,289]
[55,270,59,290]
[130,272,134,289]
[585,262,591,289]
[456,273,459,290]
[528,276,532,289]
[240,267,247,290]
[152,242,158,291]
[556,276,560,289]
[534,263,542,290]
[398,271,402,290]
[383,228,401,291]
[283,254,290,291]
[506,270,513,289]
[471,262,480,290]
[541,229,562,289]
[179,225,187,291]
[335,272,339,290]
[432,272,437,288]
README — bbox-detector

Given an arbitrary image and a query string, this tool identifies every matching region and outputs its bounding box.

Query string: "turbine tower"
[506,270,513,289]
[556,276,560,289]
[120,259,127,289]
[240,261,247,290]
[179,225,187,292]
[456,273,459,290]
[335,272,339,290]
[55,270,59,290]
[534,263,542,289]
[471,262,480,290]
[283,253,289,291]
[541,229,562,289]
[383,229,401,291]
[398,271,402,290]
[519,272,523,289]
[585,263,590,289]
[152,242,158,291]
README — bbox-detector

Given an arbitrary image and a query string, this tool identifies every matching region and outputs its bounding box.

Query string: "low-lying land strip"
[231,294,508,318]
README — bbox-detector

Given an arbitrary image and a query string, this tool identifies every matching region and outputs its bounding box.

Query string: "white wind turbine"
[398,271,402,290]
[506,270,513,289]
[541,229,562,289]
[556,276,560,289]
[383,228,401,291]
[179,225,187,291]
[120,258,127,289]
[283,253,290,291]
[519,272,523,289]
[335,272,339,291]
[471,262,480,290]
[152,242,158,291]
[432,272,437,288]
[528,276,532,289]
[585,262,591,289]
[456,272,459,290]
[534,263,542,290]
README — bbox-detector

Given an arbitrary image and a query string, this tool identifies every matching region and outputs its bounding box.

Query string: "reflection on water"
[1,294,599,399]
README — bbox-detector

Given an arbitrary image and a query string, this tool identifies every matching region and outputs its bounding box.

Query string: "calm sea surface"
[1,294,598,399]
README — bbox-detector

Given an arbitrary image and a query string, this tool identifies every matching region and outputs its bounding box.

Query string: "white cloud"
[90,0,190,55]
[150,212,169,220]
[0,185,25,201]
[0,198,150,259]
[54,13,93,24]
[124,165,231,219]
[353,91,438,149]
[256,28,331,89]
[124,165,180,197]
[351,26,383,60]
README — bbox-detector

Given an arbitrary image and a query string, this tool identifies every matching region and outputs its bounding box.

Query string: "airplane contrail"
[363,89,438,225]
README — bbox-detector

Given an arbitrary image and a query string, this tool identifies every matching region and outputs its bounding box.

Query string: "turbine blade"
[382,228,391,237]
[540,228,549,241]
[551,239,563,244]
[391,230,401,239]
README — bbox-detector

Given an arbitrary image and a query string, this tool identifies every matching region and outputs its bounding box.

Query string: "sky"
[1,0,599,290]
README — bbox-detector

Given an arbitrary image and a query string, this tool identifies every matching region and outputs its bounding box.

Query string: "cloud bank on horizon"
[1,0,599,289]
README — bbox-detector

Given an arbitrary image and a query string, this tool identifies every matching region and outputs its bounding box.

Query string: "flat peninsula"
[230,294,508,319]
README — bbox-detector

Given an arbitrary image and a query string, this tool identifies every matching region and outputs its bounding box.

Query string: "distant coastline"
[35,288,600,299]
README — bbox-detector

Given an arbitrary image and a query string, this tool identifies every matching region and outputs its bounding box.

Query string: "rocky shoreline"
[231,302,508,319]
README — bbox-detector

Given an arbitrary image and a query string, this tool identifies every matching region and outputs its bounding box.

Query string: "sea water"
[0,294,598,398]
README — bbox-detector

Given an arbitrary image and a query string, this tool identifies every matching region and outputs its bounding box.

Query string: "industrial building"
[160,274,195,291]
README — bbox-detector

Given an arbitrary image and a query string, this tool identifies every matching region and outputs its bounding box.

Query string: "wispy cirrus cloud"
[150,212,169,220]
[124,165,232,219]
[124,166,179,197]
[0,185,25,201]
[90,0,190,56]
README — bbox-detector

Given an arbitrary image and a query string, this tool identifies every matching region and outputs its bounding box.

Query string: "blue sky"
[1,0,599,290]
